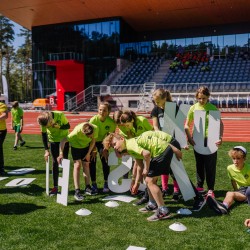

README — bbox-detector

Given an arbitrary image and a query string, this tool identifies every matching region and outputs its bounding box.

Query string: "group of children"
[0,85,249,222]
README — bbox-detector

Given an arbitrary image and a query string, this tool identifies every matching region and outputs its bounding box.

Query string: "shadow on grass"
[0,184,44,196]
[4,166,45,175]
[22,145,44,149]
[0,202,46,215]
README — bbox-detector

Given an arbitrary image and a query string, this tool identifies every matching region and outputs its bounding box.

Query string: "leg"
[204,151,217,191]
[83,161,91,187]
[50,142,60,187]
[194,150,205,189]
[73,160,82,190]
[0,130,7,174]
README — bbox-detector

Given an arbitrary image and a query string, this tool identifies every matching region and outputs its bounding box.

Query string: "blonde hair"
[37,112,52,126]
[103,133,122,150]
[228,148,246,159]
[152,88,172,102]
[82,123,94,135]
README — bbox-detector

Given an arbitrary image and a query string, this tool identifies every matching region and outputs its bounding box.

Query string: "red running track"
[6,111,250,142]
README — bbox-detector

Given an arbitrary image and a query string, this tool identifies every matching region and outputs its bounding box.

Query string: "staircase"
[137,82,156,112]
[150,60,172,83]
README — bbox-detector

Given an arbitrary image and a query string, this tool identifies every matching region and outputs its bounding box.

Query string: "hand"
[84,153,91,163]
[244,219,250,228]
[173,148,182,161]
[131,183,139,195]
[142,168,148,176]
[215,138,222,146]
[44,150,50,162]
[101,149,109,162]
[57,155,63,164]
[91,151,97,161]
[188,137,195,146]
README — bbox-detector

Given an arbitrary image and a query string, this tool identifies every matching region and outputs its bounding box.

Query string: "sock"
[161,175,169,190]
[148,199,156,205]
[223,202,229,208]
[173,180,180,193]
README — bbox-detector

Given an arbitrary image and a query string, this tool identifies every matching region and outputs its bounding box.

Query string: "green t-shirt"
[118,115,153,138]
[89,115,116,142]
[67,123,98,148]
[186,102,218,137]
[227,163,250,189]
[40,111,69,142]
[125,131,172,159]
[11,107,23,125]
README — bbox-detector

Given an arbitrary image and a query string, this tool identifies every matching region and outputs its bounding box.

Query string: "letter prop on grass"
[5,178,36,187]
[193,110,220,155]
[46,157,50,195]
[57,159,70,206]
[170,155,195,201]
[163,102,190,148]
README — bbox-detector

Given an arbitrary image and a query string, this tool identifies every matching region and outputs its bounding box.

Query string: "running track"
[6,111,250,142]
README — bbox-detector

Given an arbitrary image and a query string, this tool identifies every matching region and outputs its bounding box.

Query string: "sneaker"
[85,186,94,195]
[172,192,181,201]
[102,183,110,193]
[147,208,171,221]
[192,197,206,212]
[133,196,149,206]
[91,184,98,195]
[20,141,26,147]
[162,189,169,197]
[196,187,205,194]
[74,191,84,201]
[49,187,58,196]
[206,196,228,215]
[13,146,17,150]
[206,190,215,199]
[139,203,158,213]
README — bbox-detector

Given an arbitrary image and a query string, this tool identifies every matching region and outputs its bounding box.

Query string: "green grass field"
[1,134,250,250]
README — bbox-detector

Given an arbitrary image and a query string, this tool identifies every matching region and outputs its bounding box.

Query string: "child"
[89,102,116,193]
[0,101,8,176]
[11,101,25,150]
[185,86,223,198]
[57,122,98,201]
[103,131,205,221]
[113,110,153,204]
[37,111,70,196]
[207,146,250,215]
[151,88,180,200]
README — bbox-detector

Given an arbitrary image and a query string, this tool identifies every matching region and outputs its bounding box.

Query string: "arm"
[152,117,160,131]
[0,110,8,120]
[142,149,151,176]
[216,119,224,146]
[57,137,68,164]
[84,138,96,162]
[41,132,50,162]
[169,144,182,161]
[231,180,238,191]
[184,119,195,146]
[20,116,23,132]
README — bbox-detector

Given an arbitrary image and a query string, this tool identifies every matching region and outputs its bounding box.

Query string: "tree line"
[0,14,32,102]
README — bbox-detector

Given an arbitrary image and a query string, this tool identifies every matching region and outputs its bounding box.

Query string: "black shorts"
[147,139,180,177]
[71,146,89,161]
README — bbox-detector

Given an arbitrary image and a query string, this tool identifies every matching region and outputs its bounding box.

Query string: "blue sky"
[11,21,25,49]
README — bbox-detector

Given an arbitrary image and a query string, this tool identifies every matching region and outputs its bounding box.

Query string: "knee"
[225,191,235,199]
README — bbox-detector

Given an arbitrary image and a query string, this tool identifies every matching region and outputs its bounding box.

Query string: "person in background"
[57,122,98,201]
[151,88,180,201]
[37,111,70,196]
[245,219,250,228]
[113,110,153,205]
[89,102,116,194]
[0,101,8,176]
[11,101,25,150]
[185,86,223,200]
[207,146,250,215]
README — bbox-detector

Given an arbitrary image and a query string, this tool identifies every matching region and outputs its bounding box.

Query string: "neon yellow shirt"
[0,102,7,130]
[40,111,69,142]
[227,163,250,189]
[89,115,116,142]
[125,131,172,159]
[11,107,23,125]
[186,102,218,137]
[67,123,98,148]
[118,115,153,138]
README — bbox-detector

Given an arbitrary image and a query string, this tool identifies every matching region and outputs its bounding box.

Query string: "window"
[128,100,138,108]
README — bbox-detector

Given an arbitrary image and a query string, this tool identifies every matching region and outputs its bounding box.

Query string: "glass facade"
[32,16,250,99]
[32,19,120,98]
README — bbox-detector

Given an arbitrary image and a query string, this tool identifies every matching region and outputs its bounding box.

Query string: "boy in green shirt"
[11,101,25,150]
[207,146,250,215]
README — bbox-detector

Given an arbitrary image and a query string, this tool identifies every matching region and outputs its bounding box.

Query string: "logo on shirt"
[105,126,110,130]
[244,174,249,179]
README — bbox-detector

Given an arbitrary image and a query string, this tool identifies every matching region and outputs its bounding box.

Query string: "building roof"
[0,0,250,31]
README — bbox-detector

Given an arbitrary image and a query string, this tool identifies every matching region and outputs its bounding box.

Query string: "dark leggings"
[0,129,7,171]
[50,141,69,186]
[90,142,110,183]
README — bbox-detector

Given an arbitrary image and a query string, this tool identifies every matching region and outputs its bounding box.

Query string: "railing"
[48,52,84,61]
[63,81,250,111]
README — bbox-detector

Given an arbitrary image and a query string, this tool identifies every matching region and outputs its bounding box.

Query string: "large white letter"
[163,102,190,148]
[57,159,70,206]
[193,110,220,155]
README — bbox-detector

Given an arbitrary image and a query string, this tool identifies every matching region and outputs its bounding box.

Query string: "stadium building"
[0,0,249,111]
